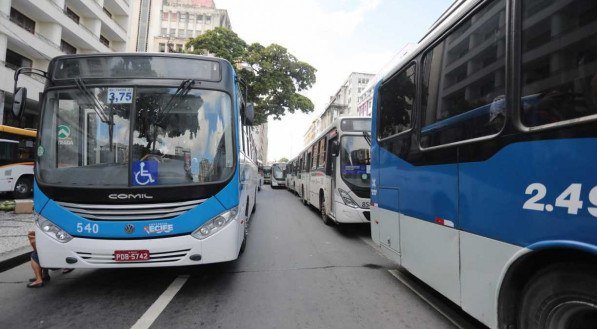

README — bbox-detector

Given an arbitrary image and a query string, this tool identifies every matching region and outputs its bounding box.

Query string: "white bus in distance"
[295,116,371,225]
[270,162,286,188]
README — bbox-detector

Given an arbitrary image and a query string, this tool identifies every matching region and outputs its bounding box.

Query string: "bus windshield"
[340,136,371,189]
[37,87,234,187]
[272,163,286,180]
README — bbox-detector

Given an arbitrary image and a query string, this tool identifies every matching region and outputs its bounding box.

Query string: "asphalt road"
[0,186,454,329]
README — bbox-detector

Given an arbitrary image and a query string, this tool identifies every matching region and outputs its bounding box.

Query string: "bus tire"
[239,226,247,254]
[302,186,307,205]
[320,196,332,226]
[14,176,32,199]
[518,263,597,329]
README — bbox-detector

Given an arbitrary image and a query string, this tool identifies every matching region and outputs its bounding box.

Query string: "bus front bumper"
[271,179,286,187]
[35,219,242,268]
[334,201,370,223]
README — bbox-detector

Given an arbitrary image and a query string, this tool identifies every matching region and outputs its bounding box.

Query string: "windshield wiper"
[155,79,196,123]
[74,78,110,123]
[363,131,372,146]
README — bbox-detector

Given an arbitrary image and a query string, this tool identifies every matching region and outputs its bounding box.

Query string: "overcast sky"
[216,0,452,161]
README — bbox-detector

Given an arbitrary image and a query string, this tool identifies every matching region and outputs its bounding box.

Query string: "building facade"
[0,0,130,128]
[303,72,374,145]
[128,0,231,53]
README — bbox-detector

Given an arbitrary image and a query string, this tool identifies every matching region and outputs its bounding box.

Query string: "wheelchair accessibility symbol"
[132,160,158,186]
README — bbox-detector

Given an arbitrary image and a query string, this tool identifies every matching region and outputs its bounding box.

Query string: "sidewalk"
[0,210,34,272]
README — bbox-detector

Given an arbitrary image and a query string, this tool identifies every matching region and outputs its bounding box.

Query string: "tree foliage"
[186,28,317,124]
[278,157,289,163]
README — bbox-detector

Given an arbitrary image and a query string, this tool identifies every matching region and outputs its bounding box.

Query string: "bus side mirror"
[12,87,27,119]
[330,140,340,157]
[243,103,255,126]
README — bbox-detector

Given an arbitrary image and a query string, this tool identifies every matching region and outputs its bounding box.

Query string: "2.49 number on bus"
[523,183,597,217]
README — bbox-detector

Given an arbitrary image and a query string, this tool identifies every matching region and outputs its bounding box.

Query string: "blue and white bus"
[12,53,259,267]
[370,0,597,328]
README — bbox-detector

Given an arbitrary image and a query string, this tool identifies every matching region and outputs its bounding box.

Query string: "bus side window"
[318,138,326,168]
[0,142,16,162]
[378,64,416,140]
[420,0,506,148]
[520,0,597,127]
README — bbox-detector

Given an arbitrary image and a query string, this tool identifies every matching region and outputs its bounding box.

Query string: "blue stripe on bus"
[372,138,597,249]
[34,178,241,239]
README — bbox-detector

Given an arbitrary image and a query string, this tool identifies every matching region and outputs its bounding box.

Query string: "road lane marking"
[388,270,481,329]
[131,275,189,329]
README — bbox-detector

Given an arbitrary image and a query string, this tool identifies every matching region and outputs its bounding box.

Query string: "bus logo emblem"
[124,224,135,234]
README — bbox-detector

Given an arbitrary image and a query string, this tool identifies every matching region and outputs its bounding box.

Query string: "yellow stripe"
[0,162,34,169]
[0,125,37,138]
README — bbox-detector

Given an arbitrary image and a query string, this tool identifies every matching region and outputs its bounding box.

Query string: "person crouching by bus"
[27,230,48,288]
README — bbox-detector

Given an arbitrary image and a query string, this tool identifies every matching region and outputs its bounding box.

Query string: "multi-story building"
[0,0,130,128]
[128,0,231,53]
[303,72,374,145]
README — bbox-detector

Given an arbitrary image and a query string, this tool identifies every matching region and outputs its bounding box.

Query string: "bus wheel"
[320,197,332,226]
[239,225,247,254]
[302,187,307,205]
[518,263,597,329]
[14,177,32,199]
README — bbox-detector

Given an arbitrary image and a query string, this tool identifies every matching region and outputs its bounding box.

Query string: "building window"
[205,15,211,24]
[171,12,178,21]
[103,7,112,18]
[9,8,35,34]
[162,11,169,20]
[197,14,203,21]
[178,29,184,37]
[159,43,166,52]
[177,44,183,52]
[99,35,109,47]
[5,49,32,70]
[65,7,80,24]
[60,40,77,54]
[161,28,167,36]
[180,12,187,22]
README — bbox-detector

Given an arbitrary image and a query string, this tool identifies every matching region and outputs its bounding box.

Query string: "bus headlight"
[35,215,73,243]
[191,207,238,240]
[338,188,359,208]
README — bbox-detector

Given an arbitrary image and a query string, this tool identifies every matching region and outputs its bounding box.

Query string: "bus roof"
[0,125,37,138]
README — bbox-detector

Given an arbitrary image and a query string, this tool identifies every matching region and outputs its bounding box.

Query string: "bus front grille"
[56,199,206,221]
[76,249,191,264]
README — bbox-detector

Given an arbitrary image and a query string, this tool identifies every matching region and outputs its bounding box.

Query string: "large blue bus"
[12,53,259,267]
[370,0,597,328]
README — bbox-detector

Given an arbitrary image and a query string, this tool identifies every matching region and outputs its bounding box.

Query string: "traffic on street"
[0,186,464,329]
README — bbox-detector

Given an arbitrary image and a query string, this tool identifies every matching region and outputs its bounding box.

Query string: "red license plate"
[114,250,150,262]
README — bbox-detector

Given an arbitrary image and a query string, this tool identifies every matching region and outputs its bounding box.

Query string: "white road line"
[131,275,189,329]
[387,270,476,329]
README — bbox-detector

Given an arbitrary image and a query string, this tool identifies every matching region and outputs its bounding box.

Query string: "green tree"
[186,28,317,124]
[278,157,289,163]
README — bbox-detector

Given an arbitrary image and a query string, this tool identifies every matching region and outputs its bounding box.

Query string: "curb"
[0,246,31,273]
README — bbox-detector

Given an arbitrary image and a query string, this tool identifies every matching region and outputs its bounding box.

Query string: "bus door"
[326,135,338,217]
